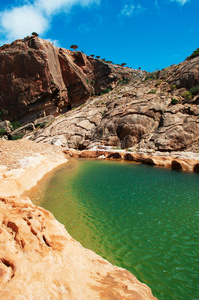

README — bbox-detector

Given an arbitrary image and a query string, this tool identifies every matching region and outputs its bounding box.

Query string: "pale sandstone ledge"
[0,140,67,197]
[65,148,199,172]
[0,140,157,299]
[0,196,157,300]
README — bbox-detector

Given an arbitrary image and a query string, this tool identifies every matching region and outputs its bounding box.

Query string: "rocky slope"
[0,35,137,123]
[26,56,199,153]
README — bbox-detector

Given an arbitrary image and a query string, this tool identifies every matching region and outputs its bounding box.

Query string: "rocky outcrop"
[0,195,157,299]
[0,36,136,123]
[27,64,199,152]
[169,57,199,89]
[65,149,199,172]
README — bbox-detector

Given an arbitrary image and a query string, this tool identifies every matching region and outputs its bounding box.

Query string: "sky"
[0,0,198,71]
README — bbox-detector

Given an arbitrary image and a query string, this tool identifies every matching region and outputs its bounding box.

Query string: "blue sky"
[0,0,198,71]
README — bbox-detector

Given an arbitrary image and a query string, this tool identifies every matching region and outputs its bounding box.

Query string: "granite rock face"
[0,196,157,300]
[0,36,135,123]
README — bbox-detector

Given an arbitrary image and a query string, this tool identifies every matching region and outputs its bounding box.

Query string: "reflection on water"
[27,159,199,300]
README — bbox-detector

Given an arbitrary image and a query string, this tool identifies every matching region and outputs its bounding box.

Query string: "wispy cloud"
[0,0,101,45]
[170,0,190,5]
[119,3,144,17]
[46,39,61,47]
[78,24,91,33]
[36,0,100,16]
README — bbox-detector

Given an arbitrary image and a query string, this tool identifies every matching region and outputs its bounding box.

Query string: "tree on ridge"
[70,45,78,51]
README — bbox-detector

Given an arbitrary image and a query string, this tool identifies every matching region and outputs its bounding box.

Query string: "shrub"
[39,122,48,128]
[171,98,178,105]
[118,79,130,85]
[181,91,192,100]
[155,80,162,87]
[190,85,199,96]
[0,128,6,137]
[11,121,22,130]
[186,48,199,60]
[144,72,158,81]
[148,89,157,94]
[11,134,24,140]
[171,84,176,90]
[100,89,111,95]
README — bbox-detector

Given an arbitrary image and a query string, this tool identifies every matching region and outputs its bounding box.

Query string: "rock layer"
[0,195,157,300]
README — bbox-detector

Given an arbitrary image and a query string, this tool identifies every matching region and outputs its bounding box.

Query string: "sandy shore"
[0,139,67,197]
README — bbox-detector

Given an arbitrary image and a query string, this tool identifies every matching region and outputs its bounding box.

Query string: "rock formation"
[0,195,157,299]
[27,56,199,152]
[0,36,135,123]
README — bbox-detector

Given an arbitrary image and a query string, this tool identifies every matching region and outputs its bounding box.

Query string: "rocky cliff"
[0,36,135,123]
[26,56,199,152]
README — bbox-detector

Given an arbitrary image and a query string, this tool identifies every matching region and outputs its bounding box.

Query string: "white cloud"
[120,3,144,17]
[0,0,101,44]
[171,0,190,4]
[46,39,61,47]
[0,5,48,41]
[36,0,100,16]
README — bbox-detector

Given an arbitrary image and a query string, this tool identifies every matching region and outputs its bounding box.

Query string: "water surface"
[28,159,199,300]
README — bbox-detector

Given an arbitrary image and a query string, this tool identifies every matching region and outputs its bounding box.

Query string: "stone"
[0,196,157,300]
[9,123,35,139]
[0,120,13,134]
[33,115,54,127]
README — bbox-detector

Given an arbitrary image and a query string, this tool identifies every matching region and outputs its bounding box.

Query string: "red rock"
[0,37,133,123]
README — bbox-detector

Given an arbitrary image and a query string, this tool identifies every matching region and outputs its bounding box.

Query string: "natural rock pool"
[28,159,199,300]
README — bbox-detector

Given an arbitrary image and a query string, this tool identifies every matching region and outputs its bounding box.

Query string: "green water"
[29,159,199,300]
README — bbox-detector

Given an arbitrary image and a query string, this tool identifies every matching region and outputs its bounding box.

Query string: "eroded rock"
[0,196,157,300]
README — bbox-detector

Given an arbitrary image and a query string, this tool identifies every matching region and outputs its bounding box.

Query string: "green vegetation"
[118,79,130,85]
[99,89,111,95]
[144,72,159,81]
[148,89,157,94]
[155,80,162,87]
[39,122,48,128]
[11,121,22,130]
[186,48,199,60]
[0,128,6,137]
[190,85,199,96]
[11,134,24,140]
[171,98,178,105]
[171,84,177,90]
[181,91,192,100]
